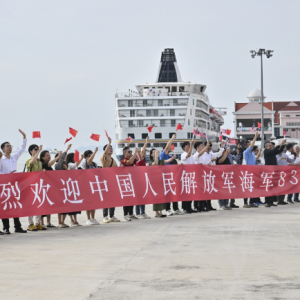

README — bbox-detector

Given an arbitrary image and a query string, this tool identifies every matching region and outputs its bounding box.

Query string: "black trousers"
[182,201,192,211]
[165,202,179,211]
[194,201,201,209]
[2,218,22,230]
[103,208,115,218]
[265,196,276,205]
[123,206,134,216]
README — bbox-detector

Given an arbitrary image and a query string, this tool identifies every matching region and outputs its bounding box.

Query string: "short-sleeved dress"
[149,160,166,211]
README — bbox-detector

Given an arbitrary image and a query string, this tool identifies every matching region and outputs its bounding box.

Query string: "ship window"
[128,100,133,107]
[179,86,184,92]
[146,110,151,117]
[158,99,163,106]
[160,120,166,127]
[128,120,134,127]
[172,86,177,92]
[168,65,174,71]
[193,99,194,105]
[153,109,158,116]
[188,119,190,125]
[173,99,178,106]
[160,143,166,148]
[138,143,144,147]
[138,120,144,127]
[142,133,148,139]
[117,144,125,148]
[130,110,135,117]
[170,109,175,116]
[153,143,160,147]
[128,144,136,148]
[128,133,135,139]
[143,100,147,107]
[200,86,204,92]
[155,133,162,139]
[190,109,192,115]
[144,87,149,90]
[171,120,176,127]
[172,143,177,147]
[169,133,175,138]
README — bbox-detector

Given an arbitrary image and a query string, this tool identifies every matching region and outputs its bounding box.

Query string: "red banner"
[0,165,300,219]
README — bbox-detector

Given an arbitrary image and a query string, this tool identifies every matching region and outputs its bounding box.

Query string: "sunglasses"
[34,148,39,151]
[128,151,132,153]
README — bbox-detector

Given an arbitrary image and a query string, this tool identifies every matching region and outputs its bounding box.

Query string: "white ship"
[115,48,224,161]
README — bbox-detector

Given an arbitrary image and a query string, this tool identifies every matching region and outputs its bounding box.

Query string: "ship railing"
[118,113,187,117]
[119,123,184,128]
[116,92,190,98]
[117,103,188,108]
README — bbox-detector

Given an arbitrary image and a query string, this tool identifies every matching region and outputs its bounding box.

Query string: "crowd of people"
[0,129,299,236]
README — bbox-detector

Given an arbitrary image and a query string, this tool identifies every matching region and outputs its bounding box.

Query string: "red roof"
[235,102,273,111]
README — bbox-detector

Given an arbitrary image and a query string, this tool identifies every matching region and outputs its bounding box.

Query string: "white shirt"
[293,155,300,165]
[68,162,78,170]
[199,148,225,165]
[181,151,195,165]
[193,151,204,164]
[0,139,27,174]
[286,150,295,160]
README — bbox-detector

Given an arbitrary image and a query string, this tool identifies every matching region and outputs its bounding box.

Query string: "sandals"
[46,224,56,228]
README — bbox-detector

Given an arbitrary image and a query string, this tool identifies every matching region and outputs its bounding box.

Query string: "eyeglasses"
[5,145,12,148]
[128,151,132,153]
[34,148,39,151]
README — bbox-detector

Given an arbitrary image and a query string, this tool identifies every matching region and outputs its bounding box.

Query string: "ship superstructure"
[115,48,224,161]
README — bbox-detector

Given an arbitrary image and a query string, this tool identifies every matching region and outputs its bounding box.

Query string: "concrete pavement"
[1,199,300,300]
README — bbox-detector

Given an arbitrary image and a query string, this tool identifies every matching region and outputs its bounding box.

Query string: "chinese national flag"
[257,122,262,129]
[171,144,175,151]
[32,131,41,138]
[105,130,109,139]
[90,134,100,142]
[226,129,231,135]
[74,150,80,163]
[69,127,78,138]
[176,124,183,131]
[147,125,154,133]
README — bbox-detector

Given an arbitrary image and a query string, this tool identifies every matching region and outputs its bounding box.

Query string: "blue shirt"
[160,150,171,165]
[243,146,256,165]
[227,154,240,165]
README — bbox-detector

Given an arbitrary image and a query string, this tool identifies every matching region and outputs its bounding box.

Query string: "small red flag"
[64,137,72,144]
[226,129,231,135]
[69,127,78,138]
[105,130,109,139]
[32,131,41,138]
[126,136,133,141]
[147,126,154,133]
[257,122,262,129]
[171,144,175,151]
[74,150,80,163]
[90,134,100,142]
[176,124,183,131]
[219,134,223,141]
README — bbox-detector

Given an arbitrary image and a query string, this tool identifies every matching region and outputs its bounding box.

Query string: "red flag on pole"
[176,124,183,131]
[147,125,154,133]
[126,136,133,141]
[257,122,262,129]
[226,129,231,135]
[171,144,175,151]
[64,137,72,144]
[32,131,41,138]
[90,134,100,142]
[69,127,78,138]
[219,134,223,141]
[105,130,109,139]
[74,150,80,163]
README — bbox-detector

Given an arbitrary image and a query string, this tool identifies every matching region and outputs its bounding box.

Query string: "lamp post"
[250,49,274,148]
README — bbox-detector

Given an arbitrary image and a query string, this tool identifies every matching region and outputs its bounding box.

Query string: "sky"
[1,0,300,150]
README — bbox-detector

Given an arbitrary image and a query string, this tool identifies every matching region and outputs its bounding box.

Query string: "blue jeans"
[218,199,229,207]
[287,193,299,202]
[135,205,145,215]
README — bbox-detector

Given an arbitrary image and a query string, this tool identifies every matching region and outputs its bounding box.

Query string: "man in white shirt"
[0,129,27,234]
[181,140,195,213]
[287,145,300,203]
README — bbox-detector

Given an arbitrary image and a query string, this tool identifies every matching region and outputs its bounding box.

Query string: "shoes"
[166,210,173,216]
[174,210,185,215]
[209,207,216,211]
[155,214,167,218]
[143,213,151,219]
[137,214,146,219]
[277,202,288,205]
[191,209,198,213]
[123,215,131,221]
[15,228,27,233]
[27,224,38,231]
[58,223,69,228]
[294,199,300,203]
[249,204,258,208]
[270,203,277,207]
[86,219,94,225]
[265,204,272,207]
[185,209,193,214]
[225,206,232,210]
[91,219,100,225]
[70,222,79,227]
[103,217,111,223]
[219,206,226,210]
[129,215,138,220]
[46,224,56,228]
[230,204,239,208]
[287,200,294,204]
[3,229,11,234]
[243,204,251,208]
[109,216,120,222]
[258,202,265,206]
